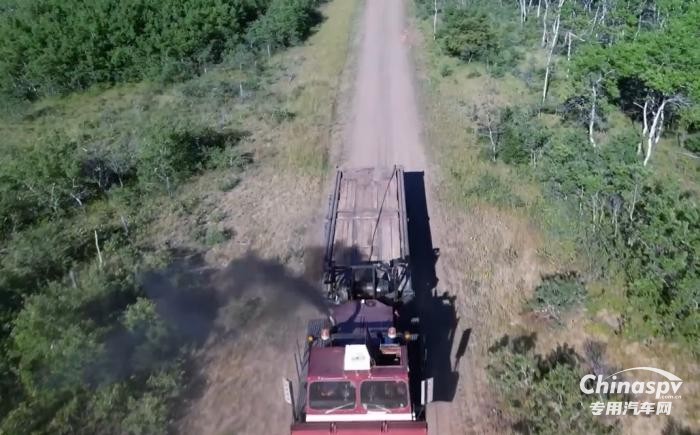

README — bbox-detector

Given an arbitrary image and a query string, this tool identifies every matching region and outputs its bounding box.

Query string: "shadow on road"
[134,248,329,422]
[403,171,460,402]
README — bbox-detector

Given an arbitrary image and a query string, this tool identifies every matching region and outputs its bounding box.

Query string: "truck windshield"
[360,380,409,409]
[308,381,356,410]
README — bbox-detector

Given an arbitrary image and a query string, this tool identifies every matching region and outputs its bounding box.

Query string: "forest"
[415,0,698,432]
[0,0,323,433]
[0,0,697,432]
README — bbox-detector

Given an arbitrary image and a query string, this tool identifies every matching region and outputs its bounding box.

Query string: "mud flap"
[421,377,434,405]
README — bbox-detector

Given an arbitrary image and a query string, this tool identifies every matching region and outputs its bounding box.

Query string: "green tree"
[497,107,550,165]
[488,337,617,434]
[437,9,499,63]
[122,299,172,375]
[0,0,273,98]
[572,4,700,164]
[622,182,700,346]
[246,0,321,51]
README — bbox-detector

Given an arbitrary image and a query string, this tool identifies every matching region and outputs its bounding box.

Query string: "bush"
[122,299,173,376]
[437,9,499,63]
[0,132,143,236]
[218,177,241,192]
[199,226,232,246]
[121,367,183,435]
[11,247,142,395]
[204,145,253,171]
[439,63,454,77]
[246,0,322,51]
[0,0,326,98]
[464,173,525,209]
[3,245,188,434]
[0,136,91,234]
[136,124,244,194]
[488,335,618,435]
[0,219,97,306]
[528,273,586,320]
[0,124,245,235]
[497,107,550,165]
[136,127,200,195]
[622,182,700,348]
[684,133,700,153]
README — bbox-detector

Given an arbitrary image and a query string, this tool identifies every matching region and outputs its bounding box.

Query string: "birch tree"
[433,0,438,39]
[472,90,502,161]
[641,95,687,166]
[541,0,549,47]
[588,75,602,147]
[541,0,566,104]
[518,0,528,24]
[571,2,700,164]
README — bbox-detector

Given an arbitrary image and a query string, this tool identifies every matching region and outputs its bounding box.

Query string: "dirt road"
[343,0,425,171]
[340,1,503,434]
[340,1,464,434]
[178,0,514,433]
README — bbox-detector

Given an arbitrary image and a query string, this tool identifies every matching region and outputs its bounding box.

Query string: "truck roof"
[307,345,408,380]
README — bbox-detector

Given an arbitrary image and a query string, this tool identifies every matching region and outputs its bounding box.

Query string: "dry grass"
[200,0,361,262]
[266,0,360,176]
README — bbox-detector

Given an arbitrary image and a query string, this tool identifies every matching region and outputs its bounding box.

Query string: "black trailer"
[322,166,412,304]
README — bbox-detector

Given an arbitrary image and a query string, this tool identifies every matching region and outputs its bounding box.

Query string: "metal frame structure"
[322,166,412,305]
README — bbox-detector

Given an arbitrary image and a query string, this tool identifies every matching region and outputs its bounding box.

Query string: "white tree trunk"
[94,230,103,268]
[634,97,650,156]
[642,99,649,136]
[644,98,670,166]
[628,182,638,221]
[589,77,601,147]
[600,0,608,24]
[488,125,497,161]
[655,110,665,144]
[433,0,438,39]
[519,0,528,24]
[589,5,600,35]
[637,99,649,155]
[542,0,564,104]
[120,215,129,236]
[69,192,83,207]
[541,0,549,47]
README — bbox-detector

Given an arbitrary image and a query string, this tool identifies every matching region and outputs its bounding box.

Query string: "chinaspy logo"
[580,367,683,399]
[580,367,683,416]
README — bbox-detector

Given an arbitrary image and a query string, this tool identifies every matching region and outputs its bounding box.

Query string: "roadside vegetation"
[488,335,618,434]
[414,0,698,431]
[0,0,322,99]
[0,0,330,433]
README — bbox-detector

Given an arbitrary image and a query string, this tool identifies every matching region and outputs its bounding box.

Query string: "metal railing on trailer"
[322,166,412,304]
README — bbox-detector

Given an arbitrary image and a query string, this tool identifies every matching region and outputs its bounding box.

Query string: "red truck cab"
[305,346,413,422]
[286,299,430,434]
